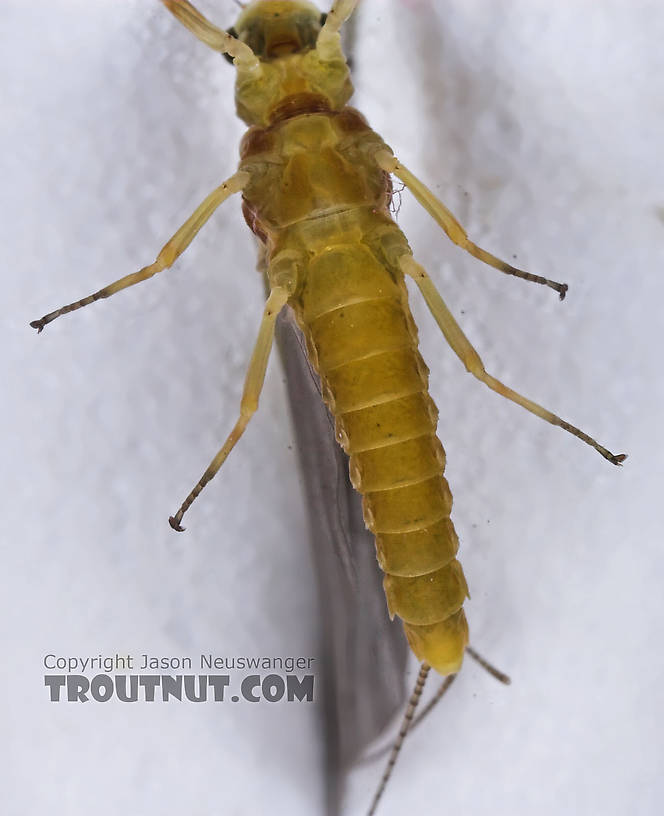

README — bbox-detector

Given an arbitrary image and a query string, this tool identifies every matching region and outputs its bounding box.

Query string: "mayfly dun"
[30,0,625,812]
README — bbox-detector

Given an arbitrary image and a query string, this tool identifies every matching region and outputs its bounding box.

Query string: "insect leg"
[375,150,568,299]
[399,255,626,465]
[322,0,360,33]
[318,0,359,59]
[160,0,259,69]
[30,171,250,333]
[168,285,290,532]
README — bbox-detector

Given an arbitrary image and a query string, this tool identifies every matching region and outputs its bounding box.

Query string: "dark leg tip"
[558,283,569,301]
[169,515,185,532]
[30,319,45,333]
[613,453,628,465]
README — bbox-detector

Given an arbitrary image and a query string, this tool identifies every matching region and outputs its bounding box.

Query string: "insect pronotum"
[30,0,625,812]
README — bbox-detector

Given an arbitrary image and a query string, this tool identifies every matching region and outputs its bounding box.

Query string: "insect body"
[236,39,470,675]
[31,0,624,808]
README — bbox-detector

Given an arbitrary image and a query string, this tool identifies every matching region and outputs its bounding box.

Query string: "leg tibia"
[30,171,249,333]
[322,0,359,34]
[375,149,568,299]
[400,255,626,465]
[317,0,359,58]
[161,1,259,68]
[168,285,289,531]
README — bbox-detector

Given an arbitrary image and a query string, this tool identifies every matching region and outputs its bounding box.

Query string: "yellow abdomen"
[294,234,469,675]
[240,107,469,675]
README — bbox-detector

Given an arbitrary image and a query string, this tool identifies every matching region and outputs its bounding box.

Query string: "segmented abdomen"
[239,107,469,675]
[294,234,469,675]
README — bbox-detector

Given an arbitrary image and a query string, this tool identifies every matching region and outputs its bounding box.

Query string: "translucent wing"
[274,293,408,813]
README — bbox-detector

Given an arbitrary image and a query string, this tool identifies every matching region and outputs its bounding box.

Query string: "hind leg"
[400,254,625,465]
[168,285,290,531]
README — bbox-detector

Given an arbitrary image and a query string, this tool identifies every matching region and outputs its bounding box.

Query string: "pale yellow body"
[239,102,469,672]
[31,0,623,682]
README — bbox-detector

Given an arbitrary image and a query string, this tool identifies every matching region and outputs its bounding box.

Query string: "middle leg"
[376,150,568,300]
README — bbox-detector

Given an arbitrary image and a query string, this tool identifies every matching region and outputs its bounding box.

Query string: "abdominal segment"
[297,237,469,676]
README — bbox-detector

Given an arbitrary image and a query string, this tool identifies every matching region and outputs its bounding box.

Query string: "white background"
[3,1,663,814]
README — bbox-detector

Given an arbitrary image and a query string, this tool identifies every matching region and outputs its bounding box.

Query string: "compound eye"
[319,13,328,26]
[222,27,238,64]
